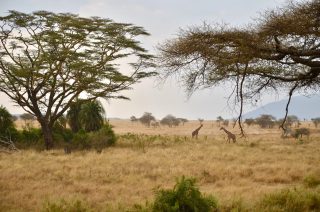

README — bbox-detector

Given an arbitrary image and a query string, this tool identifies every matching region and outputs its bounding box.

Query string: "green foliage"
[256,188,320,212]
[79,100,105,132]
[42,199,90,212]
[20,128,43,143]
[52,126,73,146]
[153,176,218,212]
[67,100,84,133]
[0,105,15,137]
[0,10,155,149]
[139,112,156,127]
[89,124,117,149]
[255,114,276,129]
[161,115,180,127]
[67,99,105,133]
[71,130,90,150]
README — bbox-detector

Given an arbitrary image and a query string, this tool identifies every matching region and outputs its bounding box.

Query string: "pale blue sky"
[1,0,291,119]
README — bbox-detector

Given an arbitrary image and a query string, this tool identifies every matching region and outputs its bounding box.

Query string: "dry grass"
[1,120,320,211]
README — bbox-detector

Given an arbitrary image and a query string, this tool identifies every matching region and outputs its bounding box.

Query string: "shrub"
[71,130,90,150]
[0,105,16,138]
[42,199,90,212]
[89,123,116,150]
[257,188,320,212]
[293,128,310,139]
[53,123,73,146]
[153,176,218,212]
[20,128,43,143]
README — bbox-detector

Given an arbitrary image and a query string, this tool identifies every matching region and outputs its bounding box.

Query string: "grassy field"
[1,120,320,211]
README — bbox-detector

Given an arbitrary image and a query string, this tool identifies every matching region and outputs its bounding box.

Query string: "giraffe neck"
[222,128,229,134]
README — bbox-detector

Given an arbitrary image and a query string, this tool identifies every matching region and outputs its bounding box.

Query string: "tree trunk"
[39,120,54,150]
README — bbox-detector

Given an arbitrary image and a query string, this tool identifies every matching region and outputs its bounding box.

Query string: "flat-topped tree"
[156,0,320,135]
[0,11,155,149]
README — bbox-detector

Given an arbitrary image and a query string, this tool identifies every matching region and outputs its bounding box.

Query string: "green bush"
[153,176,218,212]
[89,124,116,150]
[0,105,15,137]
[71,130,90,150]
[53,125,73,146]
[20,128,43,143]
[42,199,90,212]
[256,188,320,212]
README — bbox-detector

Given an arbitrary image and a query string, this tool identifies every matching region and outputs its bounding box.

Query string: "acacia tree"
[0,11,154,149]
[139,112,156,126]
[156,0,320,135]
[160,114,180,127]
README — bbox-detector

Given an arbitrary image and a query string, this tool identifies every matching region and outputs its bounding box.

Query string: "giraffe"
[220,127,236,143]
[192,124,203,139]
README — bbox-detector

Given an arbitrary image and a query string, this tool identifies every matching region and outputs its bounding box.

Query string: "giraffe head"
[220,127,224,130]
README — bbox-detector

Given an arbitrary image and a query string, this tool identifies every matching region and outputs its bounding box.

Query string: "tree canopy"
[139,112,156,126]
[0,11,155,149]
[156,0,320,134]
[160,114,180,127]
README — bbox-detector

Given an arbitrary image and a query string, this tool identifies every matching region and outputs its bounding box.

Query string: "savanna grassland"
[1,120,320,211]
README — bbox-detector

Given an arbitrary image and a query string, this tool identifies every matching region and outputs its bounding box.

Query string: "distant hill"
[243,95,320,120]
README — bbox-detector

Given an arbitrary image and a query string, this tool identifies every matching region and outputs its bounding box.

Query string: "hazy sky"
[1,0,291,119]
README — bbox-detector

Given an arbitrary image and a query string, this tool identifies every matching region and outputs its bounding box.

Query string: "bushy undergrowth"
[152,176,218,212]
[11,123,116,151]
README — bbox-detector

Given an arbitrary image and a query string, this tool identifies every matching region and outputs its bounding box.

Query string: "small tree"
[139,112,156,127]
[130,116,138,124]
[244,118,255,127]
[161,115,180,127]
[216,116,224,127]
[198,118,204,125]
[178,118,188,126]
[20,113,36,129]
[255,114,276,129]
[286,115,299,127]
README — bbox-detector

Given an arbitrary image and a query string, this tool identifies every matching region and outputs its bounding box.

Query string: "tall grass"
[1,120,320,211]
